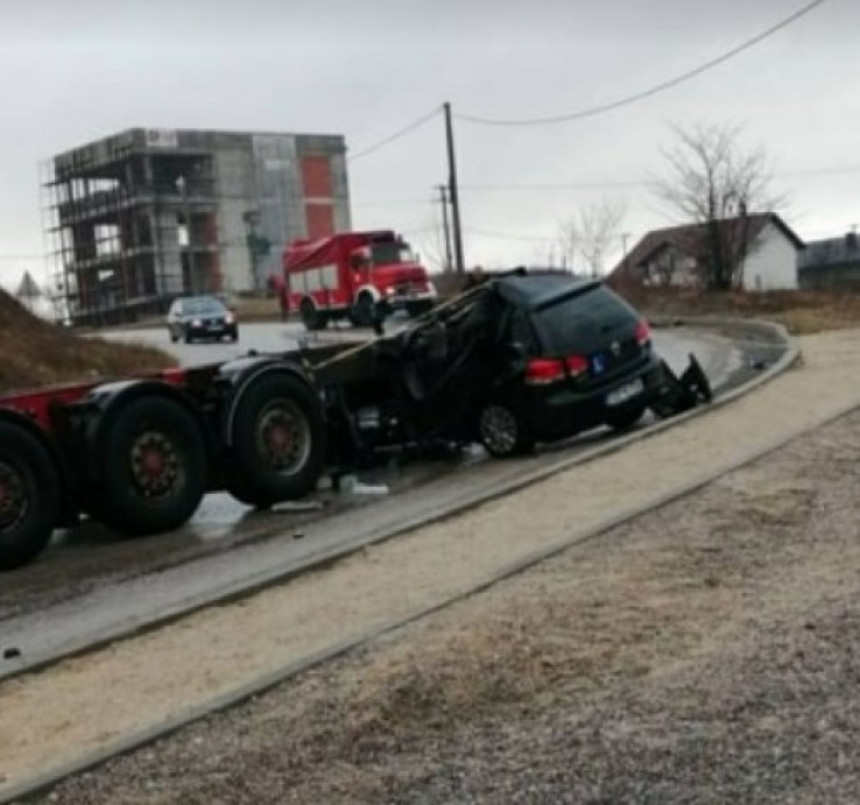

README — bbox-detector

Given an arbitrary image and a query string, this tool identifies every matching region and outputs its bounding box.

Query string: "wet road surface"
[0,324,742,674]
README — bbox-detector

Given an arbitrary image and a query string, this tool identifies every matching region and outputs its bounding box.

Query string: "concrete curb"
[6,336,853,805]
[0,318,797,691]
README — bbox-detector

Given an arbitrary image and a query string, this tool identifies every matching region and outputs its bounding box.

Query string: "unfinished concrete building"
[43,128,350,324]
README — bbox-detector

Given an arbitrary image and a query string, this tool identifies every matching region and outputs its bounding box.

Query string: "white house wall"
[742,221,798,291]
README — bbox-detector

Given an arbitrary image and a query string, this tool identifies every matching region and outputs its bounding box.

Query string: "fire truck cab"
[283,230,437,330]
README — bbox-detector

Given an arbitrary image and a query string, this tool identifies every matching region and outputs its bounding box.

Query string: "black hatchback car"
[167,295,239,343]
[315,271,667,461]
[472,273,663,455]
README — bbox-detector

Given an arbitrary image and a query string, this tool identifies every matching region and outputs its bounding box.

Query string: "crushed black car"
[309,269,711,467]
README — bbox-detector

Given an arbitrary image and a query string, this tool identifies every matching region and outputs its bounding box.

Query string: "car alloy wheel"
[478,404,520,456]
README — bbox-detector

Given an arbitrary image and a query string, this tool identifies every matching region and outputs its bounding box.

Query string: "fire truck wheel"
[0,421,60,571]
[300,298,326,331]
[226,373,326,508]
[94,396,208,536]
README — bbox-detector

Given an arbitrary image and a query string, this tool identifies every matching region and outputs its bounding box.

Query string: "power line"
[456,0,828,127]
[348,106,442,162]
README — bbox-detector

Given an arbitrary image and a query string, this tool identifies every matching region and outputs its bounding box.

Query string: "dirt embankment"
[0,292,174,394]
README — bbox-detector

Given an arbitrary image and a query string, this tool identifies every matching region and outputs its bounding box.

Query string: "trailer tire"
[94,395,208,536]
[0,422,60,570]
[226,373,326,508]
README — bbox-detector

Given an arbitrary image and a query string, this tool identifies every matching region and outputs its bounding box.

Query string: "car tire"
[0,422,60,571]
[226,373,327,507]
[606,403,647,432]
[93,396,208,536]
[476,401,534,458]
[169,329,179,344]
[184,330,194,344]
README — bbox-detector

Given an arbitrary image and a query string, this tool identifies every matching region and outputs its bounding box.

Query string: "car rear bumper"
[524,356,664,441]
[187,323,237,338]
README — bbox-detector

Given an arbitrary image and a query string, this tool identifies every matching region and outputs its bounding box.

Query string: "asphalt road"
[0,324,743,677]
[103,320,311,365]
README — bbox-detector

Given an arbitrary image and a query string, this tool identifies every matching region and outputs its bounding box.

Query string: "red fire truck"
[283,230,437,330]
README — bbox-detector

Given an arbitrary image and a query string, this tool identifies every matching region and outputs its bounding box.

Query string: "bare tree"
[557,199,626,277]
[654,122,781,291]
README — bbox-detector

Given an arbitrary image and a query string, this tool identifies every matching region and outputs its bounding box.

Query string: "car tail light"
[525,358,565,385]
[635,319,651,347]
[565,354,589,378]
[161,367,187,384]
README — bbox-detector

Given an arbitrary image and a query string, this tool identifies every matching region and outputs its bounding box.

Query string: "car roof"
[492,273,601,311]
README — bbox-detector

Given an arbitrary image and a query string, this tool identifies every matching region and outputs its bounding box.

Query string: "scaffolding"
[42,134,223,326]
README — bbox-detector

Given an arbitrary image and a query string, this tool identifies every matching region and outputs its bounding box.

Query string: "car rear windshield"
[184,297,225,315]
[531,285,639,354]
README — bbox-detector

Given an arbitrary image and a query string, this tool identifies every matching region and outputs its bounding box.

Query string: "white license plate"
[606,378,645,406]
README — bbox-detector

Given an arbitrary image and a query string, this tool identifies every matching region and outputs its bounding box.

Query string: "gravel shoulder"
[41,406,860,805]
[2,328,860,802]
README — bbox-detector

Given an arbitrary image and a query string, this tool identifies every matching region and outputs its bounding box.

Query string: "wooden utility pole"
[443,102,465,274]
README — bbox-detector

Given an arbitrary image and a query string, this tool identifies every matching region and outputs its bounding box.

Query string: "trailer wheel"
[94,395,208,535]
[476,401,534,458]
[0,422,59,571]
[227,373,326,508]
[300,298,326,331]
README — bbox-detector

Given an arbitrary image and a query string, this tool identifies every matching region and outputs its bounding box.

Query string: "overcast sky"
[0,0,855,285]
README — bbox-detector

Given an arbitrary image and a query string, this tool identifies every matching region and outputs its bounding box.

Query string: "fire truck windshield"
[370,242,414,266]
